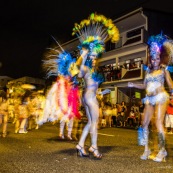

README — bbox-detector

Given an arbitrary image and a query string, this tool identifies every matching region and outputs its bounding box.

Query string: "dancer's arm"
[97,89,111,95]
[128,69,148,89]
[77,49,89,78]
[165,67,173,92]
[128,81,146,89]
[76,49,88,67]
[68,48,89,78]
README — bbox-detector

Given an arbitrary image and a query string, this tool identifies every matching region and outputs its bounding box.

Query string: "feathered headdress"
[42,37,78,78]
[147,33,167,59]
[72,13,120,56]
[147,33,173,65]
[42,50,76,78]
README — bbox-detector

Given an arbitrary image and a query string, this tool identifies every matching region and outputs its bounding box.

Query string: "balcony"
[100,65,144,88]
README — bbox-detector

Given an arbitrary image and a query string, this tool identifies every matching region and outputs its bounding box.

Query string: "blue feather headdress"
[147,33,173,64]
[147,33,167,59]
[146,33,173,72]
[42,40,76,78]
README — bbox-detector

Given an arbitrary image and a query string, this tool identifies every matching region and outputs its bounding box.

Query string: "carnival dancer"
[58,79,81,140]
[37,44,81,137]
[17,99,30,134]
[28,92,45,130]
[72,13,119,159]
[59,116,74,140]
[0,96,8,137]
[128,33,173,162]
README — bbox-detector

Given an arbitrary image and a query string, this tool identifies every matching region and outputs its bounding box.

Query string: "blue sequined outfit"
[143,69,169,105]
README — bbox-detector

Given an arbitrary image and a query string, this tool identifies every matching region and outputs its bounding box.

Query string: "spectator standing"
[117,101,127,127]
[131,103,139,114]
[131,103,140,127]
[112,104,118,127]
[127,108,136,127]
[165,93,173,134]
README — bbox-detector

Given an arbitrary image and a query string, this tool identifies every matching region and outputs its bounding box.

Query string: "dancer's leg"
[59,118,66,139]
[78,104,91,147]
[2,114,8,137]
[140,104,154,160]
[15,119,20,133]
[88,102,99,148]
[19,118,28,133]
[83,95,102,158]
[76,103,91,156]
[0,114,2,125]
[67,118,74,139]
[153,103,168,162]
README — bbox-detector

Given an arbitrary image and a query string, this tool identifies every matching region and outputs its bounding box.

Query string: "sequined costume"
[128,33,173,162]
[143,68,169,105]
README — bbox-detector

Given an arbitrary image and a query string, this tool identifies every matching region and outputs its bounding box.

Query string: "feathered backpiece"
[163,39,173,65]
[42,41,77,78]
[72,12,120,55]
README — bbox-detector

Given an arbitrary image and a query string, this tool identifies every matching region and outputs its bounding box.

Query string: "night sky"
[0,0,172,79]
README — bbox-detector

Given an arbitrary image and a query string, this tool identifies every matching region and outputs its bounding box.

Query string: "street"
[0,122,173,173]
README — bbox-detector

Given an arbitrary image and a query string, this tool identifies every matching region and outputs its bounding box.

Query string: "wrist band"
[165,66,168,70]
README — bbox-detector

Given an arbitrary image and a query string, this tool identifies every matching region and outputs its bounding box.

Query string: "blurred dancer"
[59,117,74,140]
[0,96,8,137]
[37,44,81,139]
[128,33,173,162]
[17,101,29,134]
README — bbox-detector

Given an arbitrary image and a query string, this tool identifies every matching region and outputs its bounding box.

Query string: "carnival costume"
[138,33,173,162]
[37,44,81,125]
[143,68,169,105]
[72,13,119,159]
[142,34,173,105]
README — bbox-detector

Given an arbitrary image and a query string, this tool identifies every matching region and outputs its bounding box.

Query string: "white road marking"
[77,130,115,137]
[97,132,115,137]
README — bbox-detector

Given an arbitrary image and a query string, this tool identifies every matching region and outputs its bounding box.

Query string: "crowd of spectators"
[99,99,144,129]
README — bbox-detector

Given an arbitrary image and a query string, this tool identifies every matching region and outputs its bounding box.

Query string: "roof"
[0,76,14,80]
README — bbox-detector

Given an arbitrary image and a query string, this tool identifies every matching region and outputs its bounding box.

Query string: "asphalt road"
[0,122,173,173]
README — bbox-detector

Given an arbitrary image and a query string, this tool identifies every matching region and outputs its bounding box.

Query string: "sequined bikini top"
[145,69,165,85]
